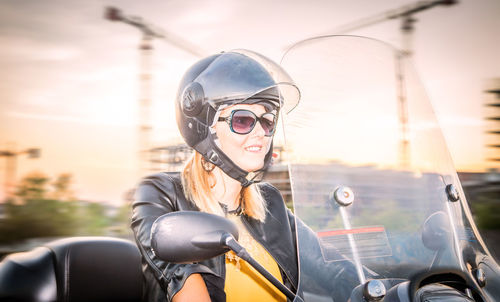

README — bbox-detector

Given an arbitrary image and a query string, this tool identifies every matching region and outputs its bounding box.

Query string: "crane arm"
[325,0,458,35]
[104,6,205,57]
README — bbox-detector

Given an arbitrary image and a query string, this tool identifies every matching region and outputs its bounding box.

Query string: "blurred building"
[481,78,500,201]
[146,143,492,207]
[479,78,500,260]
[483,78,500,196]
[148,144,193,173]
[485,78,500,172]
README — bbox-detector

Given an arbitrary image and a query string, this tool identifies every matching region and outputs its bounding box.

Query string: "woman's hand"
[172,273,211,302]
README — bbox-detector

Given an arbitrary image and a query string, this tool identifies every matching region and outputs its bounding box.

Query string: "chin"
[238,153,266,172]
[243,162,265,173]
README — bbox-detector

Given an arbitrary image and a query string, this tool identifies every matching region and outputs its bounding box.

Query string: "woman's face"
[215,104,274,172]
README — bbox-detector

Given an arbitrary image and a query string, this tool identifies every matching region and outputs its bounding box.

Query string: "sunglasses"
[218,109,277,137]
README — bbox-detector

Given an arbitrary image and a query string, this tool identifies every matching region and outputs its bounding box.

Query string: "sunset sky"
[1,0,499,204]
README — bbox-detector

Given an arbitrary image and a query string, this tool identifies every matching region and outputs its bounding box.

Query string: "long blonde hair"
[181,152,267,221]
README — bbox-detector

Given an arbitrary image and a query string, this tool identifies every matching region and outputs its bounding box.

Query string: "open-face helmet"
[175,49,300,186]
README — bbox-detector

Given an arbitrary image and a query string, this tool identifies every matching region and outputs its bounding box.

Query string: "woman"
[131,49,301,302]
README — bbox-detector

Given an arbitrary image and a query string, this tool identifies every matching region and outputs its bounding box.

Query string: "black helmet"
[175,49,300,186]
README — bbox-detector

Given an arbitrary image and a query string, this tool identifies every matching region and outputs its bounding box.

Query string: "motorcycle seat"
[0,236,143,302]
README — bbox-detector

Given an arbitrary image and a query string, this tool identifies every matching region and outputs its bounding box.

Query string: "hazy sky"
[1,0,499,204]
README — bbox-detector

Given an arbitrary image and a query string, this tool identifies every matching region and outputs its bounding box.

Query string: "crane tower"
[104,7,204,177]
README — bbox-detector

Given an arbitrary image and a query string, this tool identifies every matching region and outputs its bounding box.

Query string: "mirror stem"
[221,233,300,301]
[428,249,444,272]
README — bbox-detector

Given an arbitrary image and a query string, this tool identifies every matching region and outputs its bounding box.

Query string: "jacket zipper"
[240,216,297,292]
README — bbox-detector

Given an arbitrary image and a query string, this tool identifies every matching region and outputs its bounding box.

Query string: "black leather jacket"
[131,172,298,302]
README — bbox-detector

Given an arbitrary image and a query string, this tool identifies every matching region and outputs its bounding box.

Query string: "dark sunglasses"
[218,109,277,137]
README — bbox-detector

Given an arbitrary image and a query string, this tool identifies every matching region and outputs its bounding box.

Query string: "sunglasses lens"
[260,113,276,136]
[228,110,276,136]
[231,110,256,134]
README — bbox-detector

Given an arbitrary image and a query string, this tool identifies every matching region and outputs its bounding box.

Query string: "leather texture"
[0,246,57,302]
[131,172,299,302]
[47,237,143,302]
[0,237,143,302]
[415,284,475,301]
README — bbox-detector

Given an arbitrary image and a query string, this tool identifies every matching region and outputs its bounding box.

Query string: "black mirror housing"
[151,211,239,263]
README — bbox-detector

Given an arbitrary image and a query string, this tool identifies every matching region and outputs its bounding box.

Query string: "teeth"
[246,146,261,152]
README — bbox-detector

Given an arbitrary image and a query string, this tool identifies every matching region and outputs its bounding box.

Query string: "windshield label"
[317,226,392,261]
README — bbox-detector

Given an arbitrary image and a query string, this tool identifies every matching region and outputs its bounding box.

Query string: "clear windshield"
[280,36,489,301]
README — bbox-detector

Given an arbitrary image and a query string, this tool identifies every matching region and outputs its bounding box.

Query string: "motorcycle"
[153,35,500,302]
[1,35,499,302]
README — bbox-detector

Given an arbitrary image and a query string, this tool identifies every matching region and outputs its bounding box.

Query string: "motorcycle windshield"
[279,36,489,301]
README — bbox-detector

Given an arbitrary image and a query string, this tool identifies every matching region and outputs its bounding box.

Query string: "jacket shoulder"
[140,172,181,191]
[257,182,288,213]
[134,172,182,206]
[258,181,282,199]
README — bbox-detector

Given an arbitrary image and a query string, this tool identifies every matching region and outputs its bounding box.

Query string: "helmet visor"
[194,49,300,113]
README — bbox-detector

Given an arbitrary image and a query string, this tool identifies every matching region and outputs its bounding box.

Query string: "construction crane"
[104,7,205,177]
[319,0,458,168]
[1,146,40,200]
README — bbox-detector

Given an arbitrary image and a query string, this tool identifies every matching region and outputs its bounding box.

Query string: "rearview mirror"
[150,211,298,301]
[151,211,238,263]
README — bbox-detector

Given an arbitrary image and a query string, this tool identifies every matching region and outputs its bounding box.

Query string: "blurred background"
[0,0,499,259]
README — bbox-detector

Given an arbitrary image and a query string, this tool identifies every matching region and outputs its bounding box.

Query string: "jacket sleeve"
[131,174,221,301]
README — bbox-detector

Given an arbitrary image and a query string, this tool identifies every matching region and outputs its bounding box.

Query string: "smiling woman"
[215,104,276,173]
[131,49,300,302]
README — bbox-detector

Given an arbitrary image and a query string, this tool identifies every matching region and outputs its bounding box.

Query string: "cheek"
[216,127,246,155]
[232,137,248,154]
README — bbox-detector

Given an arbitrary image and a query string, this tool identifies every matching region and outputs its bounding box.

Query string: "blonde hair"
[181,152,267,222]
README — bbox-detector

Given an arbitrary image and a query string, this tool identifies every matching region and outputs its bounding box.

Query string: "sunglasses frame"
[218,109,277,137]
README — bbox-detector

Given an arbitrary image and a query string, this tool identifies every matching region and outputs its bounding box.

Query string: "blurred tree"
[0,199,79,241]
[109,201,134,238]
[51,173,75,201]
[0,171,80,243]
[78,202,111,236]
[0,172,114,244]
[472,190,500,229]
[15,171,50,201]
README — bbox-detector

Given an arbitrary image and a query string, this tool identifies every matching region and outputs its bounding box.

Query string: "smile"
[245,146,262,152]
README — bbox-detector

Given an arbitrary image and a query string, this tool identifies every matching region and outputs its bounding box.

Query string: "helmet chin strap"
[194,137,273,187]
